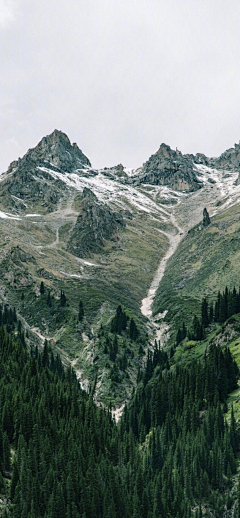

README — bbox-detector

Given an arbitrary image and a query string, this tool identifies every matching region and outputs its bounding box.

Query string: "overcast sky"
[1,0,240,172]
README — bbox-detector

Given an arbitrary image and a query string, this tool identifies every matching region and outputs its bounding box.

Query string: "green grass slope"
[153,201,240,334]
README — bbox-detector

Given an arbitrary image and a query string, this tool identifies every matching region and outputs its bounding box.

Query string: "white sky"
[1,0,240,172]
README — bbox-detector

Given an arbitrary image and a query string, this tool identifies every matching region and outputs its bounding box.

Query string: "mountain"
[2,131,240,515]
[0,130,240,407]
[210,141,240,171]
[133,143,201,191]
[0,129,91,214]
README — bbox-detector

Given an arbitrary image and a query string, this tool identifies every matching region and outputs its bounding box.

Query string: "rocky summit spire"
[203,207,211,227]
[27,129,91,171]
[0,130,92,215]
[7,129,91,174]
[132,143,201,192]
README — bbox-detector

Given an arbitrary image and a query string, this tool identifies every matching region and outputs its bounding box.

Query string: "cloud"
[1,0,240,171]
[0,0,17,28]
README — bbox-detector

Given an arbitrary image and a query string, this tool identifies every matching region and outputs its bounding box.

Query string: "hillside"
[2,132,240,515]
[153,177,240,339]
[0,131,240,407]
[1,303,240,517]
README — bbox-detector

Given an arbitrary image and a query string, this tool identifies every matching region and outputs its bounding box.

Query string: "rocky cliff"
[202,207,211,227]
[185,142,240,172]
[68,188,126,258]
[132,143,201,191]
[7,129,91,174]
[209,142,240,171]
[0,130,91,213]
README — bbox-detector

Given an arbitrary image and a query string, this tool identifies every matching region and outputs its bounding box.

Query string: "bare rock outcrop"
[68,189,126,258]
[209,142,240,171]
[132,143,201,192]
[0,130,91,213]
[202,207,211,227]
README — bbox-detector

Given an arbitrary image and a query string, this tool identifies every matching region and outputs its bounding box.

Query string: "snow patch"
[123,167,136,176]
[36,166,173,220]
[24,213,42,217]
[11,195,28,207]
[81,260,100,267]
[0,210,21,220]
[60,271,83,279]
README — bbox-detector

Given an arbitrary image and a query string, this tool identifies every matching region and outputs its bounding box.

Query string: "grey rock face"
[7,129,91,174]
[7,246,36,265]
[0,246,35,288]
[0,130,91,213]
[68,189,126,258]
[133,143,201,192]
[185,142,240,172]
[203,207,211,227]
[102,164,128,182]
[209,142,240,171]
[0,164,65,213]
[82,187,97,200]
[184,153,209,166]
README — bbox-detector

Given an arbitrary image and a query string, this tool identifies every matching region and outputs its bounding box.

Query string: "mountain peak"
[29,129,91,171]
[1,130,92,214]
[43,128,71,146]
[133,143,201,192]
[157,142,172,153]
[209,141,240,171]
[7,129,91,174]
[156,143,182,157]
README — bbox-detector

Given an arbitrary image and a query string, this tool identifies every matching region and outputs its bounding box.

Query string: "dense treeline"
[121,343,240,517]
[110,305,139,341]
[0,303,240,516]
[176,285,240,344]
[0,309,127,518]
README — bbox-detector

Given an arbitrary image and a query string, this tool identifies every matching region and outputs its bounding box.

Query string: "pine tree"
[47,291,52,307]
[201,298,209,328]
[40,281,45,295]
[129,318,139,341]
[60,290,67,307]
[2,432,10,472]
[78,300,84,321]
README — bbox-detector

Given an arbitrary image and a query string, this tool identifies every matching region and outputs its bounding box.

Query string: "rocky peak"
[194,153,209,165]
[0,131,92,214]
[156,143,177,157]
[101,164,128,182]
[209,142,240,171]
[7,129,91,174]
[132,143,201,192]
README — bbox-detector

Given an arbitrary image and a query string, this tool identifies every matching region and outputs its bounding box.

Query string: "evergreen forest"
[0,300,240,517]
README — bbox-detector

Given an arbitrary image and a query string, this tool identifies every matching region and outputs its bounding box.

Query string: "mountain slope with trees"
[1,302,240,517]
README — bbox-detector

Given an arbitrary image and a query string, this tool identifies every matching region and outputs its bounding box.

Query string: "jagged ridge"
[132,143,202,191]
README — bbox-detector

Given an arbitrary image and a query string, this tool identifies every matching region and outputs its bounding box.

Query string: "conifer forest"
[1,297,240,517]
